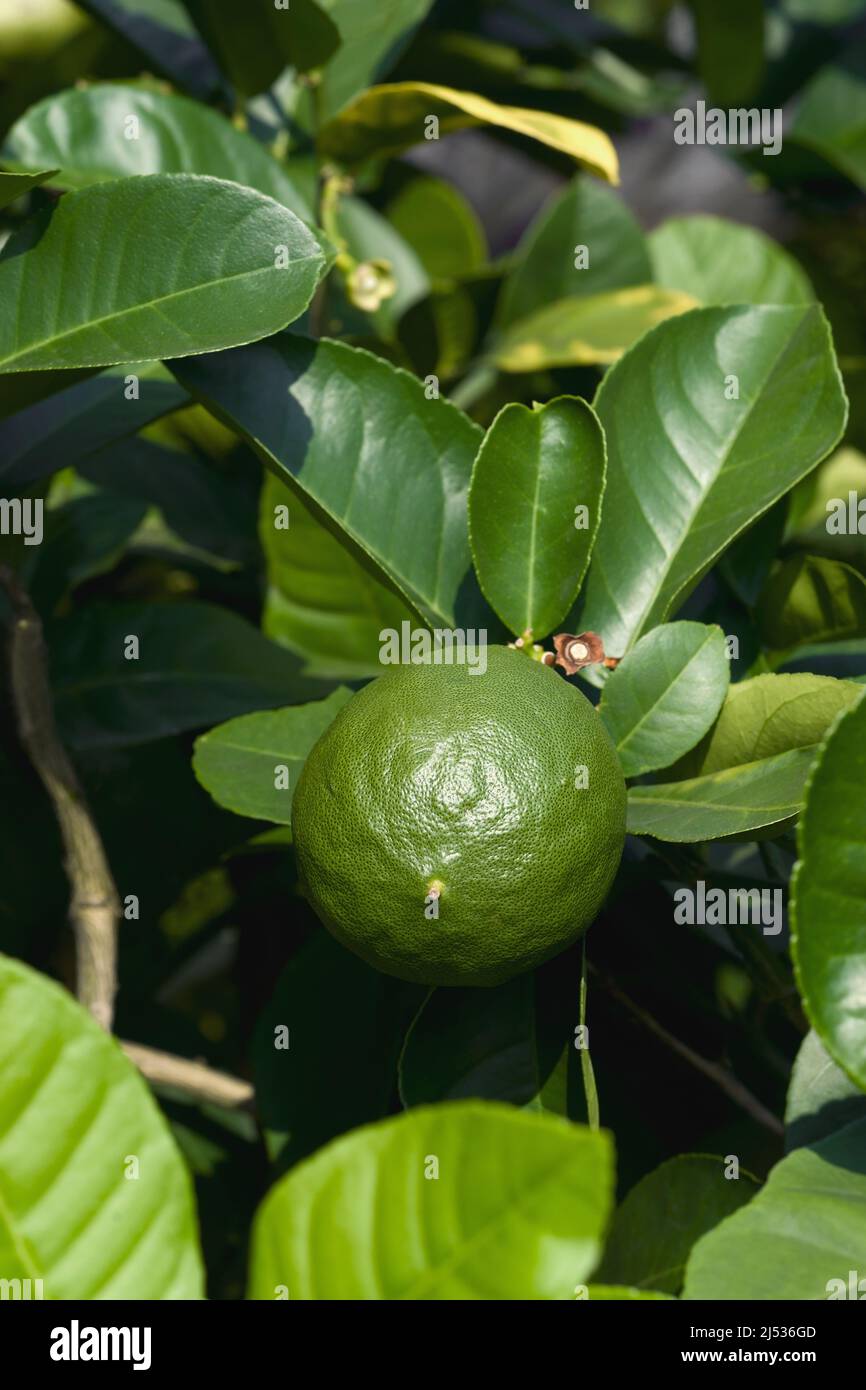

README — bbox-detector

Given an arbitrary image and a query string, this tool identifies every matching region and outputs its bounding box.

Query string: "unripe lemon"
[292,645,626,986]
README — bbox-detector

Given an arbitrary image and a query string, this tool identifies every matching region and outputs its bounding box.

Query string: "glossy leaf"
[674,672,863,778]
[649,216,813,306]
[0,954,203,1298]
[174,335,483,628]
[468,396,606,640]
[758,554,866,658]
[318,82,619,184]
[791,63,866,191]
[254,931,424,1169]
[0,362,187,488]
[0,167,57,209]
[577,305,848,665]
[596,1155,759,1294]
[683,1117,866,1299]
[260,473,416,679]
[627,747,816,842]
[791,690,866,1090]
[0,175,327,372]
[49,600,332,750]
[192,688,352,825]
[497,176,651,329]
[183,0,339,91]
[2,84,314,217]
[399,959,580,1115]
[493,286,696,371]
[598,623,729,778]
[785,1030,866,1153]
[247,1103,614,1299]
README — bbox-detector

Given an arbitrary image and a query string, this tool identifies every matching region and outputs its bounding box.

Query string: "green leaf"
[598,623,729,778]
[0,362,186,488]
[493,286,696,371]
[627,747,816,842]
[758,554,866,659]
[0,167,57,209]
[260,473,416,679]
[783,0,866,19]
[386,175,486,282]
[247,1102,614,1299]
[24,492,147,613]
[318,82,620,184]
[253,931,424,1169]
[399,958,580,1115]
[683,1117,866,1299]
[183,0,339,92]
[790,62,866,191]
[0,175,327,372]
[468,396,606,640]
[75,0,220,99]
[596,1155,759,1294]
[2,84,314,218]
[785,1030,866,1153]
[314,0,434,123]
[496,175,652,330]
[578,305,848,665]
[0,954,203,1298]
[173,335,483,628]
[49,600,332,750]
[649,216,813,306]
[791,689,866,1090]
[192,688,352,825]
[689,0,764,106]
[674,672,864,778]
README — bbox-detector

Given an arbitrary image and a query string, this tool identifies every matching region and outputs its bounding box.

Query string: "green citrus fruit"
[292,644,626,986]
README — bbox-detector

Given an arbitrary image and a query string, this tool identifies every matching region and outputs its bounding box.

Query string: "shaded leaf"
[48,600,332,750]
[183,0,339,91]
[785,1030,866,1153]
[596,1154,759,1294]
[683,1117,866,1299]
[790,61,866,191]
[689,0,764,107]
[173,335,483,628]
[758,553,866,659]
[253,931,424,1169]
[386,175,486,282]
[0,167,57,209]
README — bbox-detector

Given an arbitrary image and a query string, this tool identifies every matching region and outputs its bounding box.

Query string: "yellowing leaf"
[319,82,619,183]
[493,286,698,371]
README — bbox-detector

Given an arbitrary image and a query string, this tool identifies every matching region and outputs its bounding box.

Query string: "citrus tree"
[1,0,866,1304]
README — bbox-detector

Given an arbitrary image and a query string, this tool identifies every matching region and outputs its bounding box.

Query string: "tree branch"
[591,964,784,1137]
[0,567,253,1111]
[1,566,119,1030]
